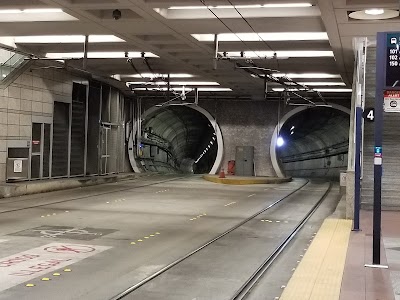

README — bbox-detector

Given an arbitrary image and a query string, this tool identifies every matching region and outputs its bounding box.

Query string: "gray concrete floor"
[0,176,338,300]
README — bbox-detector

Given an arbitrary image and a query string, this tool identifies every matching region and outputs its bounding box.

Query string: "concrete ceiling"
[1,0,398,102]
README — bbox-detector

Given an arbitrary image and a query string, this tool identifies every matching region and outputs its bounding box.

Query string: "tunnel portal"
[136,105,221,174]
[273,106,350,179]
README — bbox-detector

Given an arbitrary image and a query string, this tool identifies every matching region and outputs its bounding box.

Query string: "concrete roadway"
[0,175,338,300]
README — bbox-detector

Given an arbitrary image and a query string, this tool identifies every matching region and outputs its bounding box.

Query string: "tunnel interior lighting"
[192,32,328,42]
[10,35,125,44]
[290,126,295,130]
[290,131,294,135]
[46,52,159,59]
[364,8,385,15]
[168,3,312,10]
[220,51,334,58]
[277,137,285,147]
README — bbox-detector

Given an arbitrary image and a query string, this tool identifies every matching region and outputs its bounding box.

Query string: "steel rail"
[230,182,332,300]
[111,179,310,300]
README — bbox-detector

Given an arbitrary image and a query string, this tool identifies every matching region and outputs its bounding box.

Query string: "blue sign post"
[368,32,400,267]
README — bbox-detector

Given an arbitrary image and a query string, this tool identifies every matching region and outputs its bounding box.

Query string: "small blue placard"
[375,146,382,154]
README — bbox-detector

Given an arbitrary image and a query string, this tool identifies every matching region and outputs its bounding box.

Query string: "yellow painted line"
[130,242,136,245]
[53,273,61,276]
[280,218,352,300]
[155,232,160,235]
[137,239,143,242]
[41,216,45,218]
[64,269,71,272]
[41,278,50,281]
[26,284,35,287]
[144,237,149,239]
[150,234,155,237]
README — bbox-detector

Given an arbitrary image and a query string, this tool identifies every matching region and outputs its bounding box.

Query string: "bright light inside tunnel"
[276,136,285,147]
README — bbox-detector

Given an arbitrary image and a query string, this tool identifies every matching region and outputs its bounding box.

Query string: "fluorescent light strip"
[46,52,159,59]
[272,88,352,92]
[0,8,63,14]
[272,73,342,79]
[127,81,219,86]
[122,73,195,78]
[295,82,346,86]
[221,51,334,58]
[12,35,125,44]
[131,87,232,92]
[192,32,328,42]
[169,3,312,10]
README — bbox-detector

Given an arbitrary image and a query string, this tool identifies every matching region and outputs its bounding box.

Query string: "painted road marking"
[0,240,8,243]
[0,243,110,292]
[248,194,256,198]
[224,202,236,207]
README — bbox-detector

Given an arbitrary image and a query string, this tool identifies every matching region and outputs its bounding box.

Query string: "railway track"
[111,180,332,300]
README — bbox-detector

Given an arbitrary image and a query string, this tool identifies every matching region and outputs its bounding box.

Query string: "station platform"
[0,172,158,199]
[202,174,292,185]
[280,209,399,300]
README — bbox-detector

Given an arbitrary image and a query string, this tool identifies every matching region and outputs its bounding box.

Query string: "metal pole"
[213,34,219,70]
[83,35,89,70]
[195,88,199,105]
[353,106,362,230]
[373,32,385,265]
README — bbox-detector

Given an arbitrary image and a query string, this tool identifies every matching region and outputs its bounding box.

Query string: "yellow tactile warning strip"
[280,218,352,300]
[202,175,292,185]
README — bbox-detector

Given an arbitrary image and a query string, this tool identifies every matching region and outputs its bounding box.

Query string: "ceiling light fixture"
[127,81,219,86]
[364,8,385,15]
[192,32,328,42]
[11,35,125,44]
[272,73,342,79]
[220,50,334,58]
[46,52,159,59]
[130,87,232,92]
[272,87,351,92]
[349,9,399,20]
[0,8,63,14]
[0,8,76,22]
[295,82,346,86]
[168,3,312,10]
[122,73,194,78]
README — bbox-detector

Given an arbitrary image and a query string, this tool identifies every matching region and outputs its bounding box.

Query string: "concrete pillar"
[346,170,355,219]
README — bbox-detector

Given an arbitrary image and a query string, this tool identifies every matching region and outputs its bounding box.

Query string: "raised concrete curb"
[0,173,151,199]
[202,175,292,185]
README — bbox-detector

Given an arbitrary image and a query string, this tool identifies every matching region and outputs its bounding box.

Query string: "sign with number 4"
[363,108,375,122]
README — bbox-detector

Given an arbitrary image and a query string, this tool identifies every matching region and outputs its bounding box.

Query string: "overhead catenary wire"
[224,0,280,69]
[199,0,263,61]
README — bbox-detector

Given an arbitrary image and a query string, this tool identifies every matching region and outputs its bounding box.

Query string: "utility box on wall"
[235,146,254,176]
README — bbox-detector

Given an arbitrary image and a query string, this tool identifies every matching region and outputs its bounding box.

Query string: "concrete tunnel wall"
[135,99,350,177]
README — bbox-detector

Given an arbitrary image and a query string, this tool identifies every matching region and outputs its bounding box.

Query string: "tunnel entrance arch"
[128,104,224,174]
[270,104,351,178]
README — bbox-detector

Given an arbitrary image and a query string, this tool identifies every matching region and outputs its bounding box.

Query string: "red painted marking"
[10,258,72,276]
[44,244,95,254]
[0,254,40,268]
